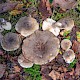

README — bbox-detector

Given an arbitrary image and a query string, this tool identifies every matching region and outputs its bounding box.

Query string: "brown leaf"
[0,2,18,13]
[0,64,6,78]
[52,0,77,11]
[72,40,80,54]
[75,61,80,76]
[49,70,60,80]
[38,0,52,19]
[70,26,77,42]
[14,65,21,73]
[68,68,74,76]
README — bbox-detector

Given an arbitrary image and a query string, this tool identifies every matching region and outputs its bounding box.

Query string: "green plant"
[68,59,77,68]
[24,64,41,80]
[49,0,53,4]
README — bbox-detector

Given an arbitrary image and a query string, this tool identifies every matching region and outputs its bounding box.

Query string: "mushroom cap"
[15,16,39,37]
[42,18,60,36]
[61,39,72,50]
[1,32,21,51]
[56,17,74,31]
[22,30,60,65]
[49,27,60,36]
[63,49,75,63]
[42,18,56,30]
[2,22,12,30]
[18,54,33,68]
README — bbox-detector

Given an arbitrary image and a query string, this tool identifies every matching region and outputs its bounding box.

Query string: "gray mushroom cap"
[61,39,72,51]
[15,16,39,37]
[55,17,74,31]
[63,49,75,63]
[1,32,21,51]
[18,54,33,68]
[22,30,60,65]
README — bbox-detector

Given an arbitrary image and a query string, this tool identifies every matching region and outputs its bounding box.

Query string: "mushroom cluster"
[0,16,76,68]
[61,39,75,63]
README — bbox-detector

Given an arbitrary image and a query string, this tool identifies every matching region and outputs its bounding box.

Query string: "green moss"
[24,64,41,80]
[68,59,77,68]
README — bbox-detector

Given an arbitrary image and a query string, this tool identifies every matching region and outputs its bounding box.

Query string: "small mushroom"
[0,18,12,30]
[42,18,56,30]
[42,18,60,36]
[22,30,60,65]
[63,49,75,63]
[2,22,12,30]
[55,17,74,31]
[18,54,33,68]
[61,39,72,50]
[1,32,21,51]
[15,16,39,37]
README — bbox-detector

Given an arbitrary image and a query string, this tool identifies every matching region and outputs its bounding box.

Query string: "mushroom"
[63,49,75,63]
[61,39,72,51]
[15,16,39,37]
[42,18,60,36]
[22,30,60,65]
[55,17,74,31]
[18,54,33,68]
[1,32,21,51]
[42,18,56,30]
[2,22,12,30]
[0,18,12,30]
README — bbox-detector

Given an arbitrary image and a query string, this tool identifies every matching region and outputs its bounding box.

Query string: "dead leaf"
[14,65,21,73]
[9,10,22,16]
[52,0,77,11]
[70,26,77,42]
[0,64,6,78]
[75,61,80,76]
[0,49,4,55]
[0,2,18,13]
[49,70,60,80]
[76,31,80,42]
[38,0,52,19]
[69,68,74,76]
[72,40,80,54]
